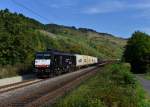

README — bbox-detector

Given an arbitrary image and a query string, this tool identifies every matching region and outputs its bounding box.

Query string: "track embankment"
[0,74,36,86]
[0,66,101,107]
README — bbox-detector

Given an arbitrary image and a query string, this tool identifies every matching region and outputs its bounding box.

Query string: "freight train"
[34,49,98,77]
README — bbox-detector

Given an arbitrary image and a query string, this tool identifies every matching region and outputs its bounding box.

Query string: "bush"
[123,31,150,73]
[53,64,150,107]
[0,64,32,79]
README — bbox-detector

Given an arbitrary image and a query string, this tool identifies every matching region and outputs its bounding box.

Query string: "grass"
[53,63,150,107]
[0,64,32,79]
[144,69,150,80]
[0,65,18,79]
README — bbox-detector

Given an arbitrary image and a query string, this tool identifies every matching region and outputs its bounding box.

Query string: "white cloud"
[50,3,74,8]
[82,1,150,15]
[82,1,125,14]
[50,4,60,8]
[49,0,76,8]
[132,4,150,9]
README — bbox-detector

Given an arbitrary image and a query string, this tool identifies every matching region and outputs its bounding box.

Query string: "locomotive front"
[34,52,51,76]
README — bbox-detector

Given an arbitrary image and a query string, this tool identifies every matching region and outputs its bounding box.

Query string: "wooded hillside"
[0,9,126,78]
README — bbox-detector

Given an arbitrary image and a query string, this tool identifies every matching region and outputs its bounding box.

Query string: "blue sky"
[0,0,150,38]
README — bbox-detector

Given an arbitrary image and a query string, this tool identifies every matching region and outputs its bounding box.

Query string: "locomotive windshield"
[36,53,51,59]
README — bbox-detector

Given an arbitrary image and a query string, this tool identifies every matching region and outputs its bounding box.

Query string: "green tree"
[123,31,150,73]
[0,9,44,65]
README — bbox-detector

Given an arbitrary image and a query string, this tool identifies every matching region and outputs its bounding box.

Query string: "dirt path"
[136,75,150,95]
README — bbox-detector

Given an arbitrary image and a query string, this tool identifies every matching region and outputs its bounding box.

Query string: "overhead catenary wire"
[11,0,50,22]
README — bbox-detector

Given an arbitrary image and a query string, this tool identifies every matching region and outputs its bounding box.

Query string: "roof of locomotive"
[36,51,74,56]
[36,49,98,58]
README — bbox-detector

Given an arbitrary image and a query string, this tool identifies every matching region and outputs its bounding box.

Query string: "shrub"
[54,64,150,107]
[0,64,32,79]
[123,31,150,73]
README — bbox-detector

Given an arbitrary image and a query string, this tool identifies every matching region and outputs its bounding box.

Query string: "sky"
[0,0,150,38]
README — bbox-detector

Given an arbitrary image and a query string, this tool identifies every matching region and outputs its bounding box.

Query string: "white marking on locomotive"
[35,59,51,66]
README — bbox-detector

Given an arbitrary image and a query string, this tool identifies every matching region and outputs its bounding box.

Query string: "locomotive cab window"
[43,54,51,59]
[36,53,51,59]
[36,54,43,59]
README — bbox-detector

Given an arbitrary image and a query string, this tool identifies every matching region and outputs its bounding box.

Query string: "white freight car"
[74,54,98,67]
[74,54,84,67]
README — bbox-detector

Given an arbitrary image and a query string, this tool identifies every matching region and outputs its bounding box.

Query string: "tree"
[123,31,150,73]
[0,9,44,65]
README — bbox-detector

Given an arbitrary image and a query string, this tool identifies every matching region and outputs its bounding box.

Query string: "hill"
[45,24,126,58]
[0,9,126,78]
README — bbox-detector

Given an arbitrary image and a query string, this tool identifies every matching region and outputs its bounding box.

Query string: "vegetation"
[45,24,126,58]
[144,71,150,80]
[0,9,56,78]
[0,9,126,78]
[53,64,150,107]
[123,31,150,73]
[0,8,150,107]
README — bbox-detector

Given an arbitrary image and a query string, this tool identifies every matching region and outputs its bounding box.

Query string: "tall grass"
[53,63,150,107]
[145,69,150,80]
[0,64,32,79]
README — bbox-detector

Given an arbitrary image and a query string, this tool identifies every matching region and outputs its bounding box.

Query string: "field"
[53,63,150,107]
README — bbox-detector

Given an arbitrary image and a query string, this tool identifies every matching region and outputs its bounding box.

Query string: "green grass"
[53,63,150,107]
[144,69,150,80]
[0,64,32,79]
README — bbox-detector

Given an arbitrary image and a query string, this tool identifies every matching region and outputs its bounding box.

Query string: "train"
[34,49,98,77]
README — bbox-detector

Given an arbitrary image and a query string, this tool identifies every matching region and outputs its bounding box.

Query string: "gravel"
[0,66,98,107]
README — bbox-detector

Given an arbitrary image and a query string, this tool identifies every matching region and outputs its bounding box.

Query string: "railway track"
[27,67,99,107]
[0,79,43,93]
[0,64,107,107]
